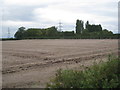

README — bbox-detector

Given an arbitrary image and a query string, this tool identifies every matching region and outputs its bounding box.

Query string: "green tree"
[101,29,113,39]
[24,28,41,38]
[40,29,46,37]
[85,20,102,33]
[85,21,89,30]
[82,29,90,38]
[14,27,25,39]
[76,19,84,34]
[98,24,102,32]
[62,31,75,38]
[46,26,58,37]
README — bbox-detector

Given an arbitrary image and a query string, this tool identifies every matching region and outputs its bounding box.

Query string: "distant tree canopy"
[14,26,60,39]
[14,27,25,39]
[76,20,102,33]
[75,19,118,39]
[14,20,119,39]
[85,21,102,32]
[76,20,84,34]
[87,24,102,32]
[46,26,58,37]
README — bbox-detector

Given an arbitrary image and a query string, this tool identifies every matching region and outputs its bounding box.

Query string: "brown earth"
[2,39,118,88]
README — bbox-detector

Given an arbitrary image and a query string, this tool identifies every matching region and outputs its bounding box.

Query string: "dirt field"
[2,39,118,88]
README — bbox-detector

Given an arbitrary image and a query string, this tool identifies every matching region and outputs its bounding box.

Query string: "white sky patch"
[3,20,36,27]
[4,0,119,5]
[3,0,66,6]
[34,8,79,23]
[33,2,117,26]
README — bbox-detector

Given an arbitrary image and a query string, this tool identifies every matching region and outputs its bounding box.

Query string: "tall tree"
[98,24,102,31]
[76,19,80,34]
[76,19,84,34]
[85,21,89,30]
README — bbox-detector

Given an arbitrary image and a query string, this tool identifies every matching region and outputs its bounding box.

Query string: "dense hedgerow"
[46,55,120,89]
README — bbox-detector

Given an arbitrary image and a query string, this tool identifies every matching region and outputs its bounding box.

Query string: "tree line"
[14,20,119,39]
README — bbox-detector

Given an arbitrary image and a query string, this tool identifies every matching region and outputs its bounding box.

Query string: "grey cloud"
[69,1,117,18]
[3,7,34,21]
[3,5,47,21]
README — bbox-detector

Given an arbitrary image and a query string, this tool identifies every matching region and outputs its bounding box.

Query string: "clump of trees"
[75,20,119,39]
[14,20,119,39]
[14,26,75,39]
[14,26,60,39]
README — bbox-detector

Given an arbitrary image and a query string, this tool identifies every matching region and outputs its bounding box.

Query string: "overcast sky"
[0,0,119,38]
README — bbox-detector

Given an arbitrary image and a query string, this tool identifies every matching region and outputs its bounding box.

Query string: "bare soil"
[2,39,118,88]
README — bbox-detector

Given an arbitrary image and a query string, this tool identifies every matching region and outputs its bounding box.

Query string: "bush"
[46,56,120,89]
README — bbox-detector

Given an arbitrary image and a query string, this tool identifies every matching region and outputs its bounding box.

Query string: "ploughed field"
[2,39,118,88]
